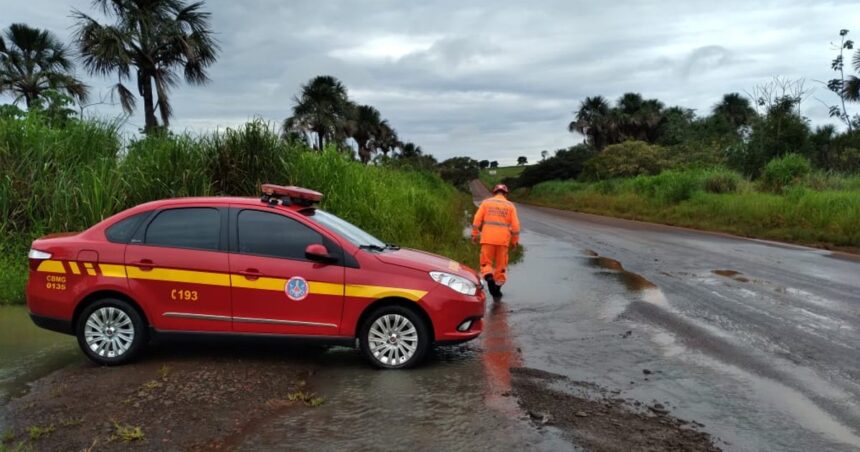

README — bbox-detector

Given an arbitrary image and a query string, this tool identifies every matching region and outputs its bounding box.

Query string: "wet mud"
[586,253,657,291]
[1,339,321,451]
[511,367,719,451]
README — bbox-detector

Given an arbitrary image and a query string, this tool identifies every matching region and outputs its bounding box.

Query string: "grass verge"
[0,115,478,304]
[479,166,525,187]
[515,168,860,250]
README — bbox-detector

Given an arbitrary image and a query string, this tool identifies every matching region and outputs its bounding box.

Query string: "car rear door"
[228,207,345,336]
[124,206,232,332]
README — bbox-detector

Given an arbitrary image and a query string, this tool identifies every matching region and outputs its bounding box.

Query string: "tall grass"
[519,166,860,249]
[0,115,475,304]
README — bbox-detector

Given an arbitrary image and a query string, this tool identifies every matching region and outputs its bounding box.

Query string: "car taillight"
[28,249,51,271]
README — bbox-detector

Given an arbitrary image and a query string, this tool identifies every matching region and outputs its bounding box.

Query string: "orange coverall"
[471,194,520,285]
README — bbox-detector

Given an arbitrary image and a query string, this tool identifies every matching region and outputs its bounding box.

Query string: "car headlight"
[429,271,477,296]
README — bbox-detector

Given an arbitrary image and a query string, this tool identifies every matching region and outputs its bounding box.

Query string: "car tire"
[359,305,430,369]
[76,298,146,366]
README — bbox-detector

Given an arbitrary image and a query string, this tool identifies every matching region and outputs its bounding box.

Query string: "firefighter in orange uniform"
[471,184,520,297]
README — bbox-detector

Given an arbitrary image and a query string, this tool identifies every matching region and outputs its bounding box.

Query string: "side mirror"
[305,243,336,264]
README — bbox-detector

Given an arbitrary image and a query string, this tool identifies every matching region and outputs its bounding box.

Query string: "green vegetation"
[111,423,144,443]
[501,29,860,251]
[479,165,525,187]
[517,166,860,249]
[0,113,476,305]
[0,23,88,108]
[287,390,326,407]
[25,425,54,441]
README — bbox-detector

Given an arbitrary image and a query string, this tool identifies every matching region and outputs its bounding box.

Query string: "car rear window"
[145,208,221,251]
[237,209,322,260]
[105,212,148,244]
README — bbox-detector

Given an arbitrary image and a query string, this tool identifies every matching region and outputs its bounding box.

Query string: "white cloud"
[3,0,860,165]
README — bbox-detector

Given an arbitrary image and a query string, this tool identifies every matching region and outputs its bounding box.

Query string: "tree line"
[0,0,439,169]
[509,32,860,189]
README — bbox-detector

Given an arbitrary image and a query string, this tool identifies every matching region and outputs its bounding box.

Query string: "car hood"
[375,248,480,283]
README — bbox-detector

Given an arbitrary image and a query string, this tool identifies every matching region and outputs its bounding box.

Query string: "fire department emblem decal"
[285,276,309,301]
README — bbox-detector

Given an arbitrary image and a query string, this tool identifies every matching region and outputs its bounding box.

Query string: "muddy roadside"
[511,367,720,452]
[0,339,325,451]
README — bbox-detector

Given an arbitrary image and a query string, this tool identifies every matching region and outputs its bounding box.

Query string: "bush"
[630,170,703,204]
[582,141,667,180]
[761,154,812,192]
[703,168,742,194]
[515,144,595,188]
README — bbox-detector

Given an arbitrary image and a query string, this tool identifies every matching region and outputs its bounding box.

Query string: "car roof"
[136,196,288,209]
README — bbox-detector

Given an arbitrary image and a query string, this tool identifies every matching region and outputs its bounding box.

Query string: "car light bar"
[260,184,323,206]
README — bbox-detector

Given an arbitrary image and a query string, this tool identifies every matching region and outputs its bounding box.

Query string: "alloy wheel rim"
[368,314,418,366]
[84,307,134,358]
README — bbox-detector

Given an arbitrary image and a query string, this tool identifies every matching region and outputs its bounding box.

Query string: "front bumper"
[420,285,486,343]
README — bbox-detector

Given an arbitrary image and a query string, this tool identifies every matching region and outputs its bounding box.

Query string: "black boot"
[484,275,502,298]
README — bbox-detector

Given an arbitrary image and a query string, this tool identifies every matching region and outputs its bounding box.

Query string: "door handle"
[134,259,154,271]
[238,268,261,280]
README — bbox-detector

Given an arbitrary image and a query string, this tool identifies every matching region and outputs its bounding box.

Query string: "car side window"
[144,208,221,251]
[106,212,148,244]
[237,209,322,260]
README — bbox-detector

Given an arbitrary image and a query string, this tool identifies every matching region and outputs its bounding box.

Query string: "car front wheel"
[359,305,430,369]
[76,298,145,365]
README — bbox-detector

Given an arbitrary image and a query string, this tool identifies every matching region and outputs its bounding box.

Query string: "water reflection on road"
[237,299,569,451]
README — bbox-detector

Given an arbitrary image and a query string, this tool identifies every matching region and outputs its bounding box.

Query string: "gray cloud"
[3,0,860,164]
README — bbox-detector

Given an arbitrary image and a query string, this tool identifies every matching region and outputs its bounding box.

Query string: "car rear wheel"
[359,305,430,369]
[76,298,145,365]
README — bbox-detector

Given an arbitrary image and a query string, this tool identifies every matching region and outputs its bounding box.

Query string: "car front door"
[228,207,345,336]
[124,206,232,332]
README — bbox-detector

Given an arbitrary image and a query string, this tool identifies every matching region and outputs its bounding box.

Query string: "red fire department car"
[26,185,485,369]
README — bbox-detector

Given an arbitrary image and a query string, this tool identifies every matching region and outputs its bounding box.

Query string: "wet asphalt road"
[467,181,860,451]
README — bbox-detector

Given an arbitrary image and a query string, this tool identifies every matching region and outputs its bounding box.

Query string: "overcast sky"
[4,0,860,164]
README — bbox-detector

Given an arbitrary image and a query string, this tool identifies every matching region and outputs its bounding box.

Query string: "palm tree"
[0,24,89,108]
[73,0,219,134]
[843,47,860,101]
[350,104,382,163]
[284,75,351,150]
[569,96,612,150]
[399,141,423,158]
[635,98,666,142]
[374,120,398,158]
[712,93,756,129]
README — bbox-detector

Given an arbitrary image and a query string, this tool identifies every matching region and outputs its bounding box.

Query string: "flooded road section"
[467,179,860,451]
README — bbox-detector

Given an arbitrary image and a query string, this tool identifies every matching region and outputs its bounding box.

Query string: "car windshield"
[306,209,388,250]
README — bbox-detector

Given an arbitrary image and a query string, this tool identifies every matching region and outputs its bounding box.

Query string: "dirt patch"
[511,367,720,452]
[712,270,740,278]
[1,339,322,451]
[587,255,657,291]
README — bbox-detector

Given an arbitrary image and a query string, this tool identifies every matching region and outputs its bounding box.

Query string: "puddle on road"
[238,302,568,452]
[0,307,78,406]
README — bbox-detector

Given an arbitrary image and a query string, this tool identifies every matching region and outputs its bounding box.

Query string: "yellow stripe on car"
[38,261,425,301]
[229,275,286,291]
[345,284,427,302]
[99,263,127,279]
[36,260,66,274]
[69,262,81,275]
[125,266,231,287]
